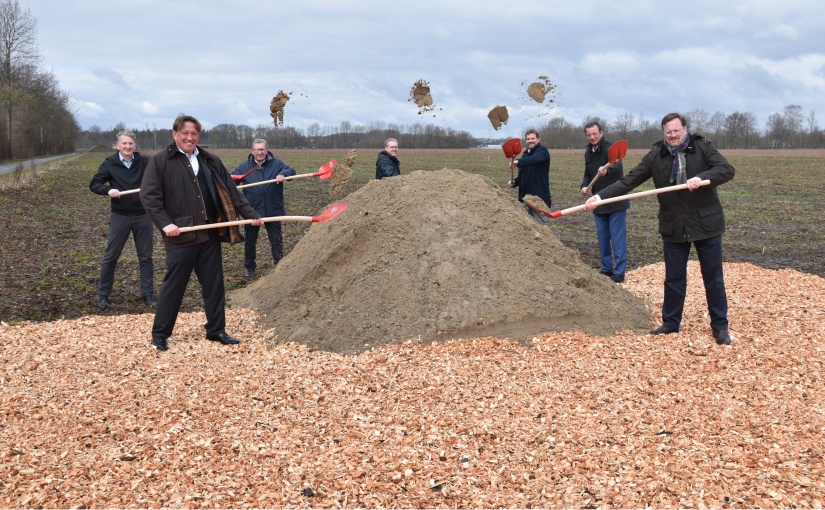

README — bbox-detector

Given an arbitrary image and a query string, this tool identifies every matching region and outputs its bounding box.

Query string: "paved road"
[0,153,78,175]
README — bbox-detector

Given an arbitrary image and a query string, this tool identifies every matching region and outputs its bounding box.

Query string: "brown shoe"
[650,324,679,335]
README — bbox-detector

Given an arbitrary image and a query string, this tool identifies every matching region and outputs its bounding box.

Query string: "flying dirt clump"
[487,105,509,130]
[230,168,651,354]
[409,79,441,116]
[270,90,290,126]
[328,151,354,198]
[525,75,556,104]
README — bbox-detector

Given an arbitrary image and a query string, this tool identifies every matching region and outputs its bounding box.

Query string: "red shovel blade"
[608,140,627,164]
[312,202,347,222]
[317,158,337,181]
[502,138,522,159]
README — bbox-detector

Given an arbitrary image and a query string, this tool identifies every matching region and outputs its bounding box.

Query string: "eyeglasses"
[252,149,267,152]
[386,146,398,149]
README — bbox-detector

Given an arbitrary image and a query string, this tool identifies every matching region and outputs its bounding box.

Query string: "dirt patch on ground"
[230,168,651,353]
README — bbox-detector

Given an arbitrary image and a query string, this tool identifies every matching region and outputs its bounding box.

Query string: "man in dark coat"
[140,115,263,351]
[580,121,629,283]
[232,139,296,277]
[585,112,735,346]
[508,129,551,225]
[375,138,400,179]
[89,129,154,310]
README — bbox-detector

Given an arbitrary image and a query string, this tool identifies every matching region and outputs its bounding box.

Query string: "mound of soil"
[230,169,651,353]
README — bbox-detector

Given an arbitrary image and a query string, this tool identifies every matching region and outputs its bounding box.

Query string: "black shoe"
[600,270,614,277]
[152,337,168,351]
[97,296,109,310]
[610,273,625,283]
[244,269,254,277]
[650,324,679,335]
[143,294,156,307]
[713,329,731,345]
[207,332,240,345]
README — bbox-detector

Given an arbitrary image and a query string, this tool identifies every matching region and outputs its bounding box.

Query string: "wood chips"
[2,262,824,508]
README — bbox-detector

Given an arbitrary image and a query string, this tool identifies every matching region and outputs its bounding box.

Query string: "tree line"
[536,105,824,150]
[76,120,475,152]
[0,0,79,162]
[77,103,823,154]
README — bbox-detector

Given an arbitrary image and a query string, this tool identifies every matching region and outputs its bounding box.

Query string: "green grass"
[1,148,822,323]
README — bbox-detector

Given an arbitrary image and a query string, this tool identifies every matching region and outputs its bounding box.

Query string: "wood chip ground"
[2,262,823,508]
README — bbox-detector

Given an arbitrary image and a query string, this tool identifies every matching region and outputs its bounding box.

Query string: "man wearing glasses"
[585,113,735,346]
[375,138,400,179]
[232,138,296,277]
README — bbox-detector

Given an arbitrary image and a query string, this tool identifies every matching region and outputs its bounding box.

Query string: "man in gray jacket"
[585,113,735,346]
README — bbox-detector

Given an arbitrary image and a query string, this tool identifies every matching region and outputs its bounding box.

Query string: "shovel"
[529,180,711,218]
[236,159,337,189]
[584,140,627,194]
[118,159,338,196]
[177,202,348,233]
[501,138,522,182]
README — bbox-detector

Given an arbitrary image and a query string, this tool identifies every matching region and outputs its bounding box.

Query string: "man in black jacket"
[508,129,551,225]
[375,138,400,179]
[89,130,154,310]
[580,122,629,283]
[140,115,263,351]
[585,113,735,345]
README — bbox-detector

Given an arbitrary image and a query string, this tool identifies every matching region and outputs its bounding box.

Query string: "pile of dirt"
[231,168,650,353]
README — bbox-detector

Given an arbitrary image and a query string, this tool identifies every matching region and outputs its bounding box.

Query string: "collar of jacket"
[656,134,704,157]
[247,151,273,164]
[380,150,399,164]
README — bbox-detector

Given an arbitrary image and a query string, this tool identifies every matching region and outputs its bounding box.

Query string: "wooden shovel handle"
[551,180,712,218]
[178,215,313,232]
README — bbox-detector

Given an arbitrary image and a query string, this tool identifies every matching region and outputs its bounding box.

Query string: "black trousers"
[661,234,728,331]
[152,236,226,341]
[243,222,283,270]
[98,212,154,297]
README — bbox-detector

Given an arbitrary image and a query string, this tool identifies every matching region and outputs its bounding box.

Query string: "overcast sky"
[24,0,825,140]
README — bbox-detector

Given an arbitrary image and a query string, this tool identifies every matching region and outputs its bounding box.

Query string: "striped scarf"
[666,133,690,184]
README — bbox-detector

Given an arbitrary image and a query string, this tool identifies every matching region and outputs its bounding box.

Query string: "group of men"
[508,113,734,346]
[90,116,297,350]
[91,111,733,350]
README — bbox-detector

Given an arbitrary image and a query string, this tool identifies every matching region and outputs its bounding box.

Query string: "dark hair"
[584,121,602,133]
[660,112,687,128]
[173,114,201,133]
[525,128,540,138]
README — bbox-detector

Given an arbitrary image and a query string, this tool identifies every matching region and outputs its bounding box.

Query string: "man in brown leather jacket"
[140,114,263,351]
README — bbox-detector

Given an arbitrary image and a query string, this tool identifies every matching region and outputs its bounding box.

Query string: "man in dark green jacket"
[585,113,735,346]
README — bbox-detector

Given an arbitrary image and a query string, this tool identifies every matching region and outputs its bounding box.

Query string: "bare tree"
[686,108,709,135]
[0,0,41,159]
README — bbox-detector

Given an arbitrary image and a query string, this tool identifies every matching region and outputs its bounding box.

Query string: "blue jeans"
[593,210,627,275]
[661,235,728,331]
